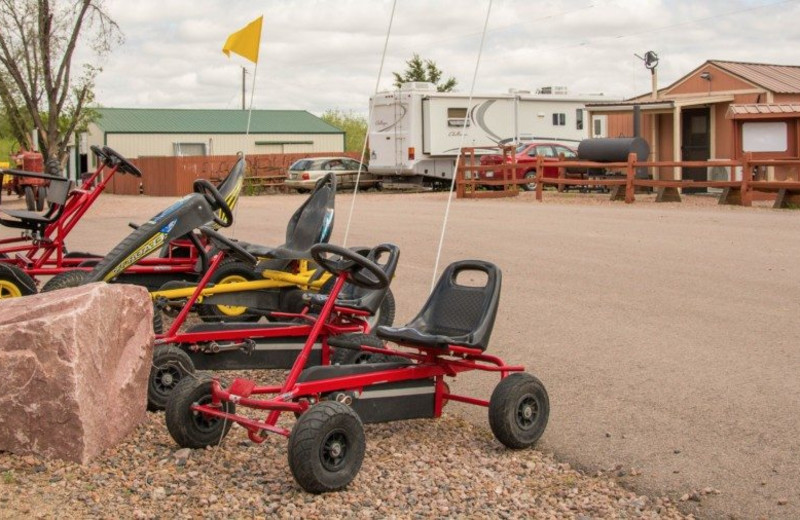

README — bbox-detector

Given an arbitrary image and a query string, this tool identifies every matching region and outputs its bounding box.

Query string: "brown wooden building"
[585,60,800,184]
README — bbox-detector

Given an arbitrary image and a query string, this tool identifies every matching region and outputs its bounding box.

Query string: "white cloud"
[91,0,800,115]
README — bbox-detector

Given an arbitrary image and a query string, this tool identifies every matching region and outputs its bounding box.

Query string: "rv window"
[447,107,470,127]
[552,113,566,126]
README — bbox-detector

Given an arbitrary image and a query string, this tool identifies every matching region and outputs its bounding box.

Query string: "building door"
[681,107,710,193]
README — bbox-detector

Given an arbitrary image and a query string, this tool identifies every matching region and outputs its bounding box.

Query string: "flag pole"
[243,61,259,158]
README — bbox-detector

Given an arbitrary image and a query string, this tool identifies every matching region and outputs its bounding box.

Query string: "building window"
[593,118,603,137]
[447,107,470,127]
[552,113,566,126]
[576,109,584,130]
[173,143,207,156]
[742,122,788,152]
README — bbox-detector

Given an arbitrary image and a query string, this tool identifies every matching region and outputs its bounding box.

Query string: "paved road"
[3,191,799,519]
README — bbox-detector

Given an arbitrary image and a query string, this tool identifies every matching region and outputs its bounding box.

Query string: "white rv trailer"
[368,82,612,186]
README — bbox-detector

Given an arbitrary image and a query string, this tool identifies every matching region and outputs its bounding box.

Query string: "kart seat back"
[0,175,73,232]
[265,173,336,260]
[375,260,501,351]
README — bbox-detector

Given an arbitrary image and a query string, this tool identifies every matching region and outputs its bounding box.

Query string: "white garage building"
[82,107,344,168]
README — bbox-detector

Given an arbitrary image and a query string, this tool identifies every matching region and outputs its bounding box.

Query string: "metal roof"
[727,103,800,118]
[93,108,343,134]
[710,60,800,94]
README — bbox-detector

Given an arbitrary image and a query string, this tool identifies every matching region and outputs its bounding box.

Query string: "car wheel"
[521,171,537,191]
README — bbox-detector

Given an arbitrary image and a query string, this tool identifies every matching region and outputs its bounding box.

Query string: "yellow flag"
[222,16,263,63]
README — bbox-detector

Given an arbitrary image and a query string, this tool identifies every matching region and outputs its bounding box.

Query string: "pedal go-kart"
[165,240,550,493]
[145,223,399,410]
[0,146,141,298]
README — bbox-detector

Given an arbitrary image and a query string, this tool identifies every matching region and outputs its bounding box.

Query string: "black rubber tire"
[148,345,195,411]
[40,270,88,292]
[0,263,37,299]
[488,373,549,449]
[85,218,167,283]
[23,186,36,211]
[288,401,365,493]
[165,373,234,448]
[329,333,386,365]
[152,307,164,335]
[196,259,261,322]
[521,171,537,191]
[36,186,47,211]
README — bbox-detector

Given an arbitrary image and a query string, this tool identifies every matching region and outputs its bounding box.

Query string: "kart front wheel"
[148,345,195,411]
[288,401,365,493]
[40,270,88,292]
[165,373,234,449]
[0,263,37,299]
[488,372,549,449]
[196,260,260,322]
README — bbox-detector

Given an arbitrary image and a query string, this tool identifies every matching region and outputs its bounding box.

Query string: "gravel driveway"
[2,189,798,518]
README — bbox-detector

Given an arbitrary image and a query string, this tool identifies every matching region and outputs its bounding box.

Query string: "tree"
[392,53,457,92]
[0,0,121,162]
[320,109,368,154]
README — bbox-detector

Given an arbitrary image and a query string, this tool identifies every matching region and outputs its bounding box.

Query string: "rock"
[0,283,153,464]
[777,498,788,505]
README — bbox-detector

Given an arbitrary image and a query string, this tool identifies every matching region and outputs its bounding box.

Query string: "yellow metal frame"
[149,259,332,303]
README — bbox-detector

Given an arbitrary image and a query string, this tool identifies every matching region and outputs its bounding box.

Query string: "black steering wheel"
[193,178,233,228]
[311,244,389,290]
[199,226,257,265]
[90,145,110,166]
[102,146,143,177]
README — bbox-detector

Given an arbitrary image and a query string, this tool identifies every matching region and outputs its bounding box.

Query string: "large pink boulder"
[0,282,153,464]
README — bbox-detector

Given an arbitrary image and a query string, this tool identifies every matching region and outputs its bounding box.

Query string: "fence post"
[557,152,565,192]
[741,152,753,207]
[625,152,636,204]
[456,157,465,198]
[535,154,544,202]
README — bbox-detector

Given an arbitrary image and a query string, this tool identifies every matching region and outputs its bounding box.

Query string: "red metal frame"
[0,161,204,280]
[163,248,525,443]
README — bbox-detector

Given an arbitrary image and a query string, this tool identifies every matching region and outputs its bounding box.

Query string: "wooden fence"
[107,152,360,196]
[457,149,800,208]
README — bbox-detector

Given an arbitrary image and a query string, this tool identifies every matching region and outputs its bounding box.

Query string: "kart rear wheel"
[288,401,365,493]
[148,345,195,411]
[196,259,260,322]
[165,373,234,448]
[41,270,88,292]
[36,187,47,211]
[0,263,37,299]
[330,333,386,365]
[23,186,36,211]
[488,372,549,449]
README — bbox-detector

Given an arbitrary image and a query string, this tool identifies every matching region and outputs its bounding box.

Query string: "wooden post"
[535,154,544,202]
[456,154,465,198]
[742,152,753,207]
[557,152,565,192]
[625,152,636,204]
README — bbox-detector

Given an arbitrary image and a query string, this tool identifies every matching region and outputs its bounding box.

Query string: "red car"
[478,141,581,191]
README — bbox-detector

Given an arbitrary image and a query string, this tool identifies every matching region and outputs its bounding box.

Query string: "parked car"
[285,157,382,193]
[477,141,585,191]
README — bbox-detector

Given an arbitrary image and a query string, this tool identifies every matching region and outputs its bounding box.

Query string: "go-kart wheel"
[330,333,386,365]
[165,373,234,448]
[40,270,88,292]
[488,373,549,449]
[0,263,37,299]
[193,180,233,228]
[152,306,164,335]
[23,186,36,211]
[311,244,389,290]
[288,401,365,493]
[148,345,195,411]
[196,258,260,322]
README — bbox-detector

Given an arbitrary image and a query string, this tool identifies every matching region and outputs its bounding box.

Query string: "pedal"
[229,378,256,398]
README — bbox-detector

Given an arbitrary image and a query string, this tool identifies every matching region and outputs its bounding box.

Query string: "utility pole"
[241,67,248,110]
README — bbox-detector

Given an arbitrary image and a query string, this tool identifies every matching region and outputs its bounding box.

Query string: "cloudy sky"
[90,0,800,116]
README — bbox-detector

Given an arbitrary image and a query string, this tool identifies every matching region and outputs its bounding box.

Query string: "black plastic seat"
[375,260,501,351]
[246,173,336,261]
[0,172,73,234]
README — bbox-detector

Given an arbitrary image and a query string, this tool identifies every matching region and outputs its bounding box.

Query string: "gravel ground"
[0,371,690,520]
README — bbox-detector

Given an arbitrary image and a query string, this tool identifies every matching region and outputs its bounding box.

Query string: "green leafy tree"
[320,109,368,154]
[392,53,457,92]
[0,0,121,162]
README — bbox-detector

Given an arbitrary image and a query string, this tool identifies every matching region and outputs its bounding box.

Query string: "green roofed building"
[83,107,344,166]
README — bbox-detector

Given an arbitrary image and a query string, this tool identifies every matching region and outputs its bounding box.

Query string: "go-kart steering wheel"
[311,244,389,290]
[90,145,110,165]
[102,146,142,177]
[199,226,257,265]
[193,179,233,228]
